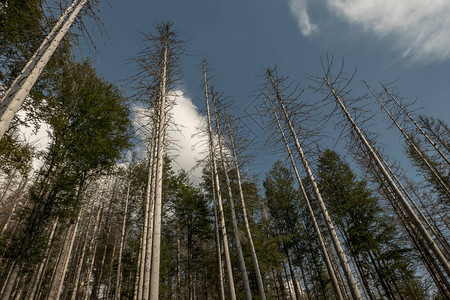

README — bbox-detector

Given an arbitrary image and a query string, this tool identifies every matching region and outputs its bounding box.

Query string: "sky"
[67,0,450,182]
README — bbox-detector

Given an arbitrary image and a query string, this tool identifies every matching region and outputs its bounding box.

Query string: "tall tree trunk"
[47,211,81,300]
[366,82,450,197]
[268,90,344,300]
[203,59,236,300]
[140,125,157,300]
[324,76,450,278]
[225,111,266,300]
[212,94,252,300]
[211,168,226,300]
[148,26,169,300]
[267,70,362,299]
[27,218,58,300]
[114,181,131,300]
[0,0,88,140]
[382,84,450,166]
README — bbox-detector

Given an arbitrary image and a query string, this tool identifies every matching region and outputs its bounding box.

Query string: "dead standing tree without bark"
[313,59,450,291]
[263,67,363,300]
[130,22,183,300]
[203,58,237,300]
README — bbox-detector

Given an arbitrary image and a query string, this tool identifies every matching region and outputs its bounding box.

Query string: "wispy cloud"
[287,0,318,36]
[287,0,450,63]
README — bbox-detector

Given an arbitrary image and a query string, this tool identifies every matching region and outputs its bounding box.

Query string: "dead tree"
[265,68,362,300]
[266,95,344,300]
[203,58,236,300]
[211,92,252,300]
[323,74,450,279]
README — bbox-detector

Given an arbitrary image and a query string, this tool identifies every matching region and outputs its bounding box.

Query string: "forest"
[0,1,449,299]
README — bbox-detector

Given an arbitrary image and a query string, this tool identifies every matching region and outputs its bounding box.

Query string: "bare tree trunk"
[325,76,450,278]
[142,126,157,300]
[225,111,266,300]
[148,28,169,300]
[267,70,362,299]
[268,96,344,300]
[382,84,450,166]
[114,181,131,300]
[48,211,81,300]
[366,82,450,197]
[211,168,226,300]
[27,218,58,300]
[1,175,27,235]
[203,59,236,300]
[212,94,252,300]
[0,0,88,140]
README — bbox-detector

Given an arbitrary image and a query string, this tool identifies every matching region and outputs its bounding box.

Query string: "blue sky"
[80,0,450,181]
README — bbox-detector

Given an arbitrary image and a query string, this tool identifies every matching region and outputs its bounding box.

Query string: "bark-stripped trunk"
[203,59,236,300]
[212,94,252,300]
[148,28,169,300]
[382,84,450,166]
[268,96,344,300]
[324,76,450,278]
[224,111,266,300]
[1,175,27,235]
[211,168,226,300]
[0,0,88,140]
[47,212,81,300]
[366,82,450,197]
[114,181,131,300]
[27,218,58,300]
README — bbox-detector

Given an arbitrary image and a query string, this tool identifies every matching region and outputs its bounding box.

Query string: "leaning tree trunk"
[27,218,58,300]
[210,168,226,300]
[324,76,450,278]
[0,0,88,140]
[268,97,344,300]
[47,211,81,300]
[224,111,266,300]
[382,84,450,166]
[203,59,236,300]
[114,181,131,300]
[267,69,362,299]
[212,94,252,300]
[366,82,450,198]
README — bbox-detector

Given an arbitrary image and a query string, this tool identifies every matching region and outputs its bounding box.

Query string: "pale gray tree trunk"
[210,168,226,300]
[28,218,58,300]
[142,125,158,300]
[0,0,87,140]
[267,70,362,300]
[366,82,450,197]
[47,212,81,300]
[268,97,344,300]
[224,111,266,300]
[203,59,236,300]
[1,175,27,235]
[114,181,131,300]
[148,32,168,300]
[325,76,450,278]
[382,84,450,166]
[212,95,252,300]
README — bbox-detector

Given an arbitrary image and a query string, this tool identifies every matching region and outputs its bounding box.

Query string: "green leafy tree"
[317,149,426,299]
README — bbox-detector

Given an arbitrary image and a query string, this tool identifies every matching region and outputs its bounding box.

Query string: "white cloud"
[287,0,450,63]
[166,91,208,182]
[327,0,450,62]
[288,0,318,36]
[134,91,208,184]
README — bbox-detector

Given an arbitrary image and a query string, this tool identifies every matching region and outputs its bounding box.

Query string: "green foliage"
[317,149,424,298]
[0,130,32,176]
